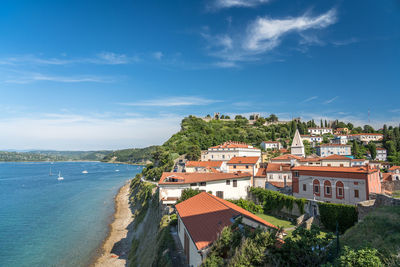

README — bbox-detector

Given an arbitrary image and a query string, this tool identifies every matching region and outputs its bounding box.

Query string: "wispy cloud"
[119,96,222,107]
[213,0,269,9]
[301,96,318,103]
[202,8,337,66]
[4,73,112,84]
[332,37,358,46]
[152,51,164,60]
[324,96,339,104]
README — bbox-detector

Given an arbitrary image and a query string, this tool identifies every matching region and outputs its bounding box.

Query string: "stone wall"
[357,193,400,221]
[381,180,400,194]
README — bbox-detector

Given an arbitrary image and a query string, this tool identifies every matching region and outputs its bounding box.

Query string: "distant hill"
[101,146,159,164]
[0,150,111,162]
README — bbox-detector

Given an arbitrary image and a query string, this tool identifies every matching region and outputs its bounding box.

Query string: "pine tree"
[320,119,323,128]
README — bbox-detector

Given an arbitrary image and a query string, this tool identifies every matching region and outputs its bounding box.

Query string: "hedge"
[249,187,307,214]
[318,202,358,233]
[228,199,264,214]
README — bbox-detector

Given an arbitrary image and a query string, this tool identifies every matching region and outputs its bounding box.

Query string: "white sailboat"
[49,166,53,176]
[57,171,64,181]
[82,170,88,174]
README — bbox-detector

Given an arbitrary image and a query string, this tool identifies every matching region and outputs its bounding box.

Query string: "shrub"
[228,199,263,214]
[318,202,358,233]
[338,246,383,267]
[176,188,202,204]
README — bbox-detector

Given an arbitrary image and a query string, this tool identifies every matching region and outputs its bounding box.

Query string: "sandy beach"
[93,181,134,267]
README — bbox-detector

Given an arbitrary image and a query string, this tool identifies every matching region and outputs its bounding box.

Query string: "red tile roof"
[376,147,386,151]
[175,192,277,250]
[227,156,260,164]
[270,154,302,161]
[389,166,400,171]
[382,173,393,182]
[298,157,321,162]
[322,154,352,161]
[255,167,267,177]
[292,166,378,174]
[158,172,250,185]
[210,141,256,149]
[266,163,291,172]
[186,161,223,168]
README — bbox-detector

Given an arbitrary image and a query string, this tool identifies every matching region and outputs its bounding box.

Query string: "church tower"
[291,129,305,157]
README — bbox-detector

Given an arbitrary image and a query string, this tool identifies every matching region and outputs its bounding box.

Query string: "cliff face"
[127,177,178,267]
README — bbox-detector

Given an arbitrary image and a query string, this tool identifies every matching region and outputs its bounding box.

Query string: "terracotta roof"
[210,141,256,149]
[376,147,386,151]
[318,144,351,147]
[175,192,277,250]
[389,166,400,171]
[266,163,291,172]
[292,166,377,174]
[322,154,352,161]
[227,156,260,165]
[298,157,321,162]
[382,173,393,182]
[159,172,250,185]
[268,181,292,188]
[271,154,302,161]
[351,159,365,162]
[186,161,223,168]
[255,167,267,177]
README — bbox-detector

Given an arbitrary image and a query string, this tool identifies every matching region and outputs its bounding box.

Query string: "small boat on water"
[57,171,64,181]
[49,166,53,176]
[82,170,88,174]
[115,169,120,172]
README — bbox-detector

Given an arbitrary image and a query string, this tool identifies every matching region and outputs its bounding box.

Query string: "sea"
[0,161,142,267]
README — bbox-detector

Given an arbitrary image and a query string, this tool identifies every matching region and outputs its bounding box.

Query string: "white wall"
[177,214,203,267]
[321,160,351,167]
[202,148,261,161]
[265,171,292,182]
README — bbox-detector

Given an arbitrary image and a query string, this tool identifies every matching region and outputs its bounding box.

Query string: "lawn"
[255,213,295,229]
[392,190,400,198]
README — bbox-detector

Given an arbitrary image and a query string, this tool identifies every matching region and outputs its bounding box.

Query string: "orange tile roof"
[376,147,386,150]
[322,154,352,160]
[175,192,277,250]
[389,166,400,171]
[227,156,260,164]
[158,172,250,185]
[351,159,365,162]
[298,157,321,162]
[268,181,292,188]
[186,161,223,168]
[382,173,393,182]
[266,163,292,172]
[210,141,256,149]
[271,154,302,161]
[292,166,377,174]
[255,167,267,177]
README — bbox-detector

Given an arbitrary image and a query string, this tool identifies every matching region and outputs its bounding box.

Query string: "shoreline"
[92,180,134,267]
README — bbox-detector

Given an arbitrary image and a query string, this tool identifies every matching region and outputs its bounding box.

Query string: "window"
[222,155,225,159]
[226,180,230,185]
[338,187,343,196]
[246,165,249,169]
[216,191,224,198]
[303,184,307,191]
[190,183,197,186]
[294,171,299,177]
[340,164,344,167]
[314,185,319,193]
[200,182,206,186]
[233,180,237,187]
[233,165,237,169]
[327,164,331,167]
[324,180,332,197]
[354,189,359,198]
[313,180,320,196]
[336,181,344,199]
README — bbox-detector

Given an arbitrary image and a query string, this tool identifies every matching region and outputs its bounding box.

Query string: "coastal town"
[149,114,400,266]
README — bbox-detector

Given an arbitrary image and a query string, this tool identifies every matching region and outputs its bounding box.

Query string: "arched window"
[336,181,344,199]
[324,180,332,197]
[313,179,320,196]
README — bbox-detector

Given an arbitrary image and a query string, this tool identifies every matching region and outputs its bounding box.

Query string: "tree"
[249,114,255,120]
[352,141,360,158]
[176,188,202,203]
[225,115,230,119]
[206,114,211,118]
[269,114,278,122]
[386,140,396,156]
[320,119,323,128]
[324,120,328,127]
[271,127,276,141]
[368,142,377,160]
[338,246,383,267]
[303,140,312,155]
[220,115,225,119]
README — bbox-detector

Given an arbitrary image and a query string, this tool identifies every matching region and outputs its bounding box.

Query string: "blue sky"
[0,0,399,150]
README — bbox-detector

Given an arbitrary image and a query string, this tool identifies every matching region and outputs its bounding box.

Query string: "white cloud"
[301,96,318,103]
[214,0,269,9]
[95,52,133,64]
[152,51,164,60]
[324,96,339,104]
[119,96,222,107]
[4,73,112,84]
[0,113,182,150]
[332,37,358,46]
[244,9,337,53]
[213,61,237,68]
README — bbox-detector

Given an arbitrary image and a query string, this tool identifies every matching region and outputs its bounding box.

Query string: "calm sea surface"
[0,162,141,267]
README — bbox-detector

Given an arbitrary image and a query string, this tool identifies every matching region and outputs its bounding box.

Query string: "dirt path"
[93,181,134,267]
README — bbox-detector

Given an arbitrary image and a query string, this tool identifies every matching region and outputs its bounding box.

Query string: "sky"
[0,0,399,150]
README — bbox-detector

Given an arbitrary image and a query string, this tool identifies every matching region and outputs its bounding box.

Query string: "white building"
[158,172,251,205]
[254,163,292,190]
[320,154,352,167]
[301,135,323,144]
[201,141,261,161]
[331,135,348,145]
[175,192,277,267]
[308,127,333,136]
[185,161,226,173]
[291,129,305,157]
[260,141,282,150]
[375,148,387,161]
[226,156,261,179]
[348,133,383,144]
[388,166,400,180]
[316,144,351,157]
[292,166,381,205]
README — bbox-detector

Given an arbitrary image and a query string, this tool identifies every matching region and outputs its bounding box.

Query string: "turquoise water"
[0,162,141,267]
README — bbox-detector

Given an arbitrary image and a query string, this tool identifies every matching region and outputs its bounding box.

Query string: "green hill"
[101,146,159,164]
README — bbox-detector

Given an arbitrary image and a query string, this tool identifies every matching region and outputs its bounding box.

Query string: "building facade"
[348,133,383,144]
[316,144,351,157]
[375,147,387,161]
[292,166,381,204]
[201,141,261,161]
[301,135,323,144]
[260,141,282,150]
[185,161,226,173]
[308,127,333,136]
[158,172,251,205]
